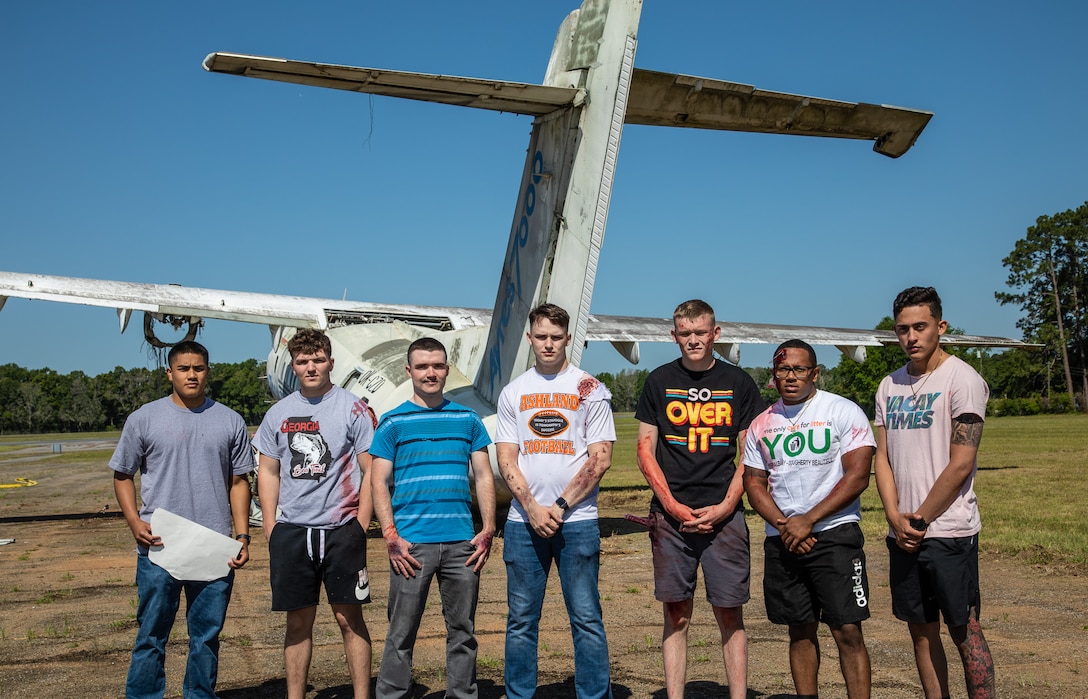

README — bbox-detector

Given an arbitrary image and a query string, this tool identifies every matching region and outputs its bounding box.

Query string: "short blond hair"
[673,299,715,325]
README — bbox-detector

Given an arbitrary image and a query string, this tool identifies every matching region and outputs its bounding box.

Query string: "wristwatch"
[554,497,570,512]
[235,533,252,542]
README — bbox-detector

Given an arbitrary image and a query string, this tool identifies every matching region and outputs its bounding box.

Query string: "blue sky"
[2,1,1086,378]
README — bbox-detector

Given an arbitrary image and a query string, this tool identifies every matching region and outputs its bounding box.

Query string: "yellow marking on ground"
[0,477,38,489]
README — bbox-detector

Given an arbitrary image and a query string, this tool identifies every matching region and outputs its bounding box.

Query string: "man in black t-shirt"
[634,299,762,699]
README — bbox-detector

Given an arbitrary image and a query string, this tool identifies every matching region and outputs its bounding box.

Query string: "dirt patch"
[1,447,1085,698]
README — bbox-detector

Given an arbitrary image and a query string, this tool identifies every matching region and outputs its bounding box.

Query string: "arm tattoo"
[951,414,984,447]
[744,466,768,482]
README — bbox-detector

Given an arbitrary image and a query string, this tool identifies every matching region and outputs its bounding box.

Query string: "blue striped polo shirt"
[370,399,491,543]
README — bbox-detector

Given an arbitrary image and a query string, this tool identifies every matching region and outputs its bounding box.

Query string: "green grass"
[34,587,70,605]
[605,412,1088,566]
[859,414,1088,565]
[0,430,118,444]
[603,413,644,488]
[971,414,1087,563]
[477,655,502,670]
[34,449,115,465]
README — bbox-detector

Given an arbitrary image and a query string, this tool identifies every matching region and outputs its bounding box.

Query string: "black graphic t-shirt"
[635,359,762,512]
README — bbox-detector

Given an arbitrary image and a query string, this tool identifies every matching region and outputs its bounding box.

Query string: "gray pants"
[376,540,481,699]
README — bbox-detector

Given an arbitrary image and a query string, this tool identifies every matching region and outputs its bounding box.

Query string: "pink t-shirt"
[875,355,989,538]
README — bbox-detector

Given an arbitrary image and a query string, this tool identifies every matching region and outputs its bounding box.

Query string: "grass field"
[3,413,1085,565]
[605,412,1088,566]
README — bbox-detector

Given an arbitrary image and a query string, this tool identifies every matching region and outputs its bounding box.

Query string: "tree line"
[599,331,1077,419]
[0,359,272,434]
[0,338,1073,436]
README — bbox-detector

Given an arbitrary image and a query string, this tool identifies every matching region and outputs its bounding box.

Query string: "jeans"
[503,519,611,699]
[126,553,234,699]
[376,541,481,699]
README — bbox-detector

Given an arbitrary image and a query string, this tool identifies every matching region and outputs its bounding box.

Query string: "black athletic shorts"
[887,534,981,627]
[268,518,371,611]
[763,522,870,627]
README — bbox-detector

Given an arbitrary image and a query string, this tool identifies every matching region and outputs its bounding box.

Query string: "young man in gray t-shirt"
[110,340,254,698]
[254,328,375,699]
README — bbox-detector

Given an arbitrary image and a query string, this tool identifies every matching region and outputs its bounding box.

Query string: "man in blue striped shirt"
[371,337,497,699]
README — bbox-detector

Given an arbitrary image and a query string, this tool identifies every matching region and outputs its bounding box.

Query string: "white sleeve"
[582,397,616,444]
[494,385,519,444]
[742,419,766,470]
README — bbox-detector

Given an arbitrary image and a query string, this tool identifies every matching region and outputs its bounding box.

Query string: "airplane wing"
[203,54,929,158]
[585,313,1036,364]
[0,271,1033,365]
[0,271,487,334]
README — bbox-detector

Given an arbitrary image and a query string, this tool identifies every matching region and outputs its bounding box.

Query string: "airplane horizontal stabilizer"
[625,69,932,158]
[203,53,580,116]
[203,53,931,158]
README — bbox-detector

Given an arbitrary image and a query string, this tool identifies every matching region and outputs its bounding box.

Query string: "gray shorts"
[648,508,750,608]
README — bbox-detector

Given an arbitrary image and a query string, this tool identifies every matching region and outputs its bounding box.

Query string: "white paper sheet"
[148,508,241,582]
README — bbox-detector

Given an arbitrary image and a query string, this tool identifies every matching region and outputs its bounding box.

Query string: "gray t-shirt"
[254,385,375,528]
[110,396,254,550]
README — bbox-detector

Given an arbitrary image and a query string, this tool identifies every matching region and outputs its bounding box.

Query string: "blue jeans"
[503,519,611,699]
[376,541,480,699]
[126,554,234,699]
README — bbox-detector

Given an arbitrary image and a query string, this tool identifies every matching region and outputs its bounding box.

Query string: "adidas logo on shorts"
[852,557,868,608]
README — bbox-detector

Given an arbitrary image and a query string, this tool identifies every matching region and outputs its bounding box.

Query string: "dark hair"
[167,340,209,366]
[287,328,333,359]
[893,286,943,321]
[673,299,716,325]
[773,339,817,368]
[528,303,570,332]
[407,337,447,364]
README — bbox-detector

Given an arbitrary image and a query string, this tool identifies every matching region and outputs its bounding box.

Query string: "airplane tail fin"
[474,0,642,405]
[201,0,935,406]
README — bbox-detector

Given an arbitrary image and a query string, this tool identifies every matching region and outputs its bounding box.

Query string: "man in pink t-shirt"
[874,286,996,699]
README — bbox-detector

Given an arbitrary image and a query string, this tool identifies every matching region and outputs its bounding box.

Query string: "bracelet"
[235,533,252,542]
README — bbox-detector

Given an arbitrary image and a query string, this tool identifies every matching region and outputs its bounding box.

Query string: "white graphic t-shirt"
[744,390,875,536]
[495,364,615,524]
